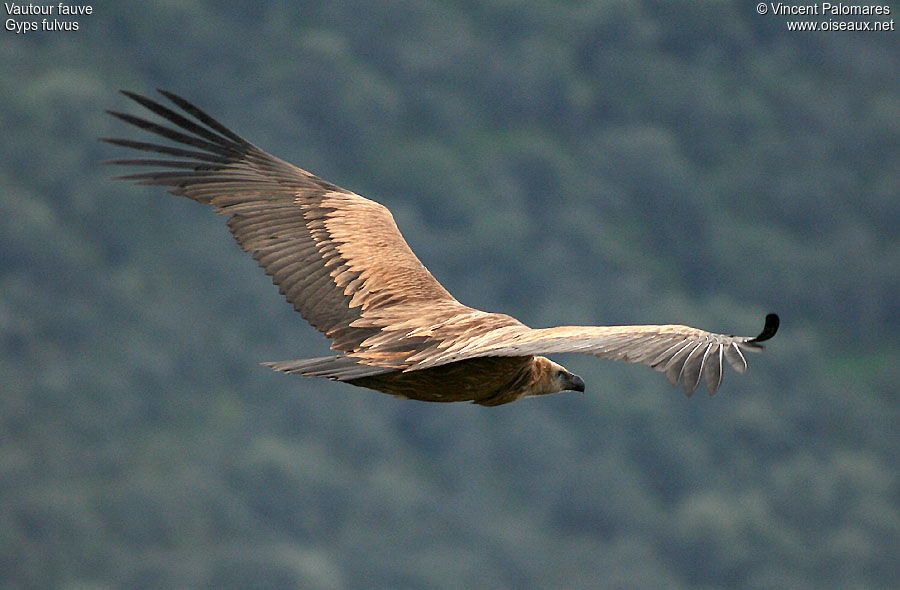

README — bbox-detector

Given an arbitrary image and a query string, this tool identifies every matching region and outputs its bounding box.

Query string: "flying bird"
[103,90,778,406]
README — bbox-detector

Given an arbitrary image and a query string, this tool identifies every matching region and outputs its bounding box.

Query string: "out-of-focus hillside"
[1,2,897,588]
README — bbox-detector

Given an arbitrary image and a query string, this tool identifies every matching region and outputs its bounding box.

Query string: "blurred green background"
[2,1,898,588]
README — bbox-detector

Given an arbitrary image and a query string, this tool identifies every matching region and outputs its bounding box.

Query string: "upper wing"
[402,314,779,396]
[102,90,475,360]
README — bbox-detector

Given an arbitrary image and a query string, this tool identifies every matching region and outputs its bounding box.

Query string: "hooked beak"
[567,373,586,393]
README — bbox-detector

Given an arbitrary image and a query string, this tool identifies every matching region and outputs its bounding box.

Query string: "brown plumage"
[103,90,778,405]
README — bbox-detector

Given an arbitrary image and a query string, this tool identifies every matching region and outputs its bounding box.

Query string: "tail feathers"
[262,355,396,380]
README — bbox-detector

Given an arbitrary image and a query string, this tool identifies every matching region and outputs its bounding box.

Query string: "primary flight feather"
[103,90,778,405]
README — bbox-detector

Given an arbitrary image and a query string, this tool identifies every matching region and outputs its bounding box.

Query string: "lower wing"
[404,314,779,396]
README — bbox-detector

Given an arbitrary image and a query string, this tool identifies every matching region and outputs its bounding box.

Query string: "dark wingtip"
[118,89,138,100]
[750,313,779,343]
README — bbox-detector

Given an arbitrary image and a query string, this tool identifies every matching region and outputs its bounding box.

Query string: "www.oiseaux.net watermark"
[757,2,896,31]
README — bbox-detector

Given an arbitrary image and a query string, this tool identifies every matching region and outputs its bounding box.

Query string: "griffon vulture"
[103,90,778,406]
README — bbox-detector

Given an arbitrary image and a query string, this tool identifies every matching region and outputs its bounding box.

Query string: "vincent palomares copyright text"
[756,2,895,31]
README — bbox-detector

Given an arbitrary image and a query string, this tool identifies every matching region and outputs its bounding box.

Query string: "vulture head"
[533,357,586,397]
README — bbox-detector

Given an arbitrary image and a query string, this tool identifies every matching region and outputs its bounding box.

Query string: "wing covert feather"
[103,90,467,358]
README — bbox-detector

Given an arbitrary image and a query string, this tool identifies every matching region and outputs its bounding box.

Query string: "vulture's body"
[104,90,778,405]
[350,356,554,406]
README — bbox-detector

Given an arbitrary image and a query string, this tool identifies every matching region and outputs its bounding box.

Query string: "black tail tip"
[751,313,779,343]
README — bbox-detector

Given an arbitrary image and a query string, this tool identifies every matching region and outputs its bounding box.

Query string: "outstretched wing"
[402,314,779,396]
[104,90,776,395]
[102,90,480,362]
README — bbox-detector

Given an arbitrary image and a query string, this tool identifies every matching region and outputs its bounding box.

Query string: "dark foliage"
[1,1,897,588]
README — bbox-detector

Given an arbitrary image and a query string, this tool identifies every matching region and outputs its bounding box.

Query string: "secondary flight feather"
[103,90,778,405]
